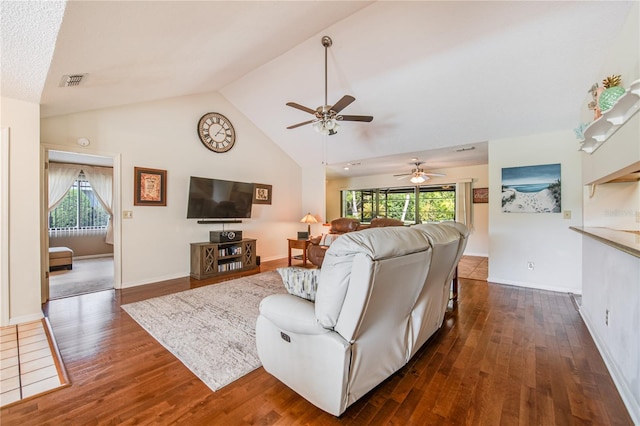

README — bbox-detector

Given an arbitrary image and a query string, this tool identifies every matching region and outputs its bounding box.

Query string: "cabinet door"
[201,245,217,275]
[242,240,256,267]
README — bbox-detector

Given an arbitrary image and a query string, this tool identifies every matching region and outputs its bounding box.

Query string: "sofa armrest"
[259,294,329,335]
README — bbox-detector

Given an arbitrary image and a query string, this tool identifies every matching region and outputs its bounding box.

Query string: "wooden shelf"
[579,79,640,154]
[190,238,256,279]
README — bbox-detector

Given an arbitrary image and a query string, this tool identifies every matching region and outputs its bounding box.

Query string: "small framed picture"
[253,183,272,205]
[473,187,488,204]
[134,167,167,206]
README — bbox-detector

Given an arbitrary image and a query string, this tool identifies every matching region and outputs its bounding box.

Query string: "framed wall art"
[501,163,561,213]
[253,183,272,205]
[473,187,488,203]
[134,167,167,206]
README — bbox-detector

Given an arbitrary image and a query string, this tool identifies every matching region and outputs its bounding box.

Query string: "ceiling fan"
[394,162,445,184]
[286,36,373,135]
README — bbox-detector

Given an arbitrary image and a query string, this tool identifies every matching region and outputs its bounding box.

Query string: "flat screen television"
[186,176,254,219]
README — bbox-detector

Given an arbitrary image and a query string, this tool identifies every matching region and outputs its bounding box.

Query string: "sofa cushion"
[277,267,321,302]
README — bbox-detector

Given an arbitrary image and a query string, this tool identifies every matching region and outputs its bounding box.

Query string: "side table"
[288,238,310,266]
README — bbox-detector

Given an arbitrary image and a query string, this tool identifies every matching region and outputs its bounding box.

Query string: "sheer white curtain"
[455,180,474,232]
[83,166,114,245]
[48,163,83,211]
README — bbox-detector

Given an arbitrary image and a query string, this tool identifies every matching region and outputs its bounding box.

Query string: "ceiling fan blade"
[287,119,315,129]
[423,172,446,177]
[331,95,355,113]
[286,102,316,115]
[393,174,411,180]
[340,115,374,122]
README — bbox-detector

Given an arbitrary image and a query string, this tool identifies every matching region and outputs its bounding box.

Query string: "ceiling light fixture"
[312,110,340,136]
[410,175,427,184]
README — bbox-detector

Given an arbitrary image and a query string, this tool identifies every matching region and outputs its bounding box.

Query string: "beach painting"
[501,164,561,213]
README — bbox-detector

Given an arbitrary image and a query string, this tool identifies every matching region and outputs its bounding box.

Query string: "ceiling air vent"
[60,74,86,87]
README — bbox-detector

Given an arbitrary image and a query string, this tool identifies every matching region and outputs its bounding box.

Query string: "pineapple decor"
[598,74,625,112]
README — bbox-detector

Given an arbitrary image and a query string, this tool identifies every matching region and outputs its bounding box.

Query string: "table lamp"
[300,213,318,236]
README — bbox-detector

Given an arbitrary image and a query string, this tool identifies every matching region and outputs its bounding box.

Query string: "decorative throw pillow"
[276,267,320,302]
[319,233,340,247]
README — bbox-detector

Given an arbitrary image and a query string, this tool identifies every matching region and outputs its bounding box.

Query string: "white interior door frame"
[1,128,10,326]
[41,144,122,298]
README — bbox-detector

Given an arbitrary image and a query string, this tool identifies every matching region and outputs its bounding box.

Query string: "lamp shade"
[410,175,426,184]
[300,213,318,224]
[300,213,318,236]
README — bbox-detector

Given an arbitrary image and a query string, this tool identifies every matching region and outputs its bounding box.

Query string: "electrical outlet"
[636,211,640,223]
[527,261,534,270]
[123,210,133,219]
[605,309,609,326]
[563,210,571,219]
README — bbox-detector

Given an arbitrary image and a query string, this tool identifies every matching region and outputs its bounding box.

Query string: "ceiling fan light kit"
[395,161,446,184]
[286,36,373,135]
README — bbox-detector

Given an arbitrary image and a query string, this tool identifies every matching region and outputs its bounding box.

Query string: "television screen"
[186,176,254,219]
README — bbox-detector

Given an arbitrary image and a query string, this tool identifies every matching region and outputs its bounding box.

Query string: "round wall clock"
[197,112,236,153]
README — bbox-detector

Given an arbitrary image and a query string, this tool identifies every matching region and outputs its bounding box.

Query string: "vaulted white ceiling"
[1,1,634,178]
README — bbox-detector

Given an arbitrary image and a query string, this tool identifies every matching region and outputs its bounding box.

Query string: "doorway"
[42,147,121,301]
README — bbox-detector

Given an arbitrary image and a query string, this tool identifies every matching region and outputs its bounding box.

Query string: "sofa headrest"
[327,226,430,260]
[411,222,467,246]
[330,218,361,234]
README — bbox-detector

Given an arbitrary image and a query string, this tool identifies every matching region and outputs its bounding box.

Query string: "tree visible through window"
[342,185,455,224]
[49,172,109,230]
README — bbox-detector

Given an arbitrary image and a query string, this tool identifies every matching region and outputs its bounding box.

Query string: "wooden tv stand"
[190,238,256,280]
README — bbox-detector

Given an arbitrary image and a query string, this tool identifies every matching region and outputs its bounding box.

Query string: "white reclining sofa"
[256,222,469,416]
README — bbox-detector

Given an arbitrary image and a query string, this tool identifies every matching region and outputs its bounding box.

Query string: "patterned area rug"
[121,271,286,391]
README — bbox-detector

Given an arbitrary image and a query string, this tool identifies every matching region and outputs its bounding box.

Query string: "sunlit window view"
[342,185,455,224]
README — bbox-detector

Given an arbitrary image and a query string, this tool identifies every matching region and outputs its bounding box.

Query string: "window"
[341,185,455,224]
[49,172,109,230]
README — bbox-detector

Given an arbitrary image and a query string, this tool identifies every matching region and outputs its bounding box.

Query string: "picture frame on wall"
[134,167,167,206]
[501,163,561,213]
[253,183,272,205]
[473,187,488,203]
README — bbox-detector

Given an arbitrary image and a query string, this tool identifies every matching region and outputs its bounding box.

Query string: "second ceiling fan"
[286,36,373,135]
[394,162,445,184]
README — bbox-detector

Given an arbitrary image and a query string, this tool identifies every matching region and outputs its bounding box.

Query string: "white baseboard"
[74,254,114,260]
[462,251,488,257]
[579,308,640,424]
[10,312,44,325]
[487,276,580,294]
[121,272,188,289]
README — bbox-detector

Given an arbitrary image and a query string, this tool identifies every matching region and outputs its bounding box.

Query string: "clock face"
[197,112,236,153]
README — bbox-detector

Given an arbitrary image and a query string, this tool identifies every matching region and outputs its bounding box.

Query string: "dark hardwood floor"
[1,258,632,425]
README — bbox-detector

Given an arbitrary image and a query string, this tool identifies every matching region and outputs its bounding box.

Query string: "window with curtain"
[49,172,109,231]
[341,185,456,224]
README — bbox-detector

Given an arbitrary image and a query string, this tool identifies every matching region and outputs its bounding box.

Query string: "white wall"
[0,97,44,325]
[488,130,583,293]
[326,164,489,256]
[41,91,303,288]
[301,164,326,237]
